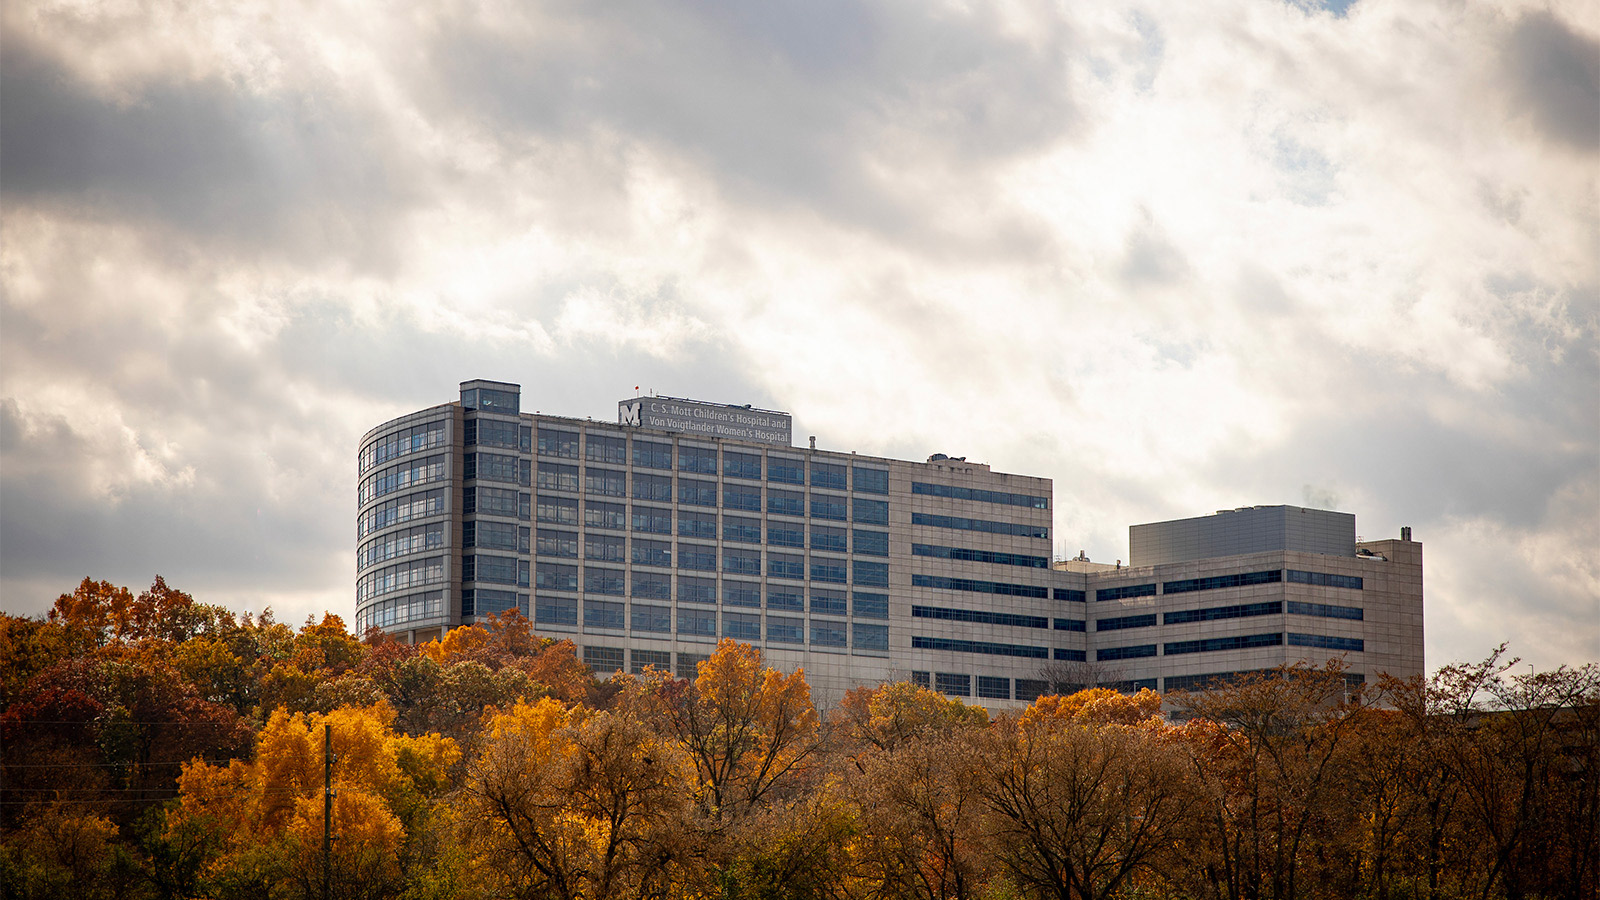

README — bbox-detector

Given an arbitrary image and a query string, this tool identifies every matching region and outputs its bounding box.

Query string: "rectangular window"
[632,506,672,535]
[1163,670,1272,692]
[723,485,762,511]
[678,510,717,540]
[677,608,717,637]
[811,621,848,648]
[1288,633,1365,652]
[1055,588,1087,602]
[853,498,890,526]
[583,645,624,673]
[810,525,847,553]
[768,524,805,548]
[1053,618,1086,632]
[911,512,1049,539]
[585,534,626,563]
[725,451,762,480]
[910,636,1050,659]
[537,463,580,492]
[632,605,672,634]
[473,589,520,616]
[1014,679,1048,702]
[910,671,931,688]
[633,473,673,503]
[912,574,1048,599]
[767,458,805,484]
[852,529,889,556]
[852,592,889,619]
[768,489,805,517]
[1162,570,1282,594]
[912,605,1049,629]
[678,478,717,507]
[1097,644,1158,661]
[723,580,762,608]
[536,529,578,558]
[1096,613,1157,631]
[679,445,718,475]
[1101,679,1159,694]
[678,577,716,604]
[535,595,577,626]
[811,462,847,490]
[584,567,625,596]
[769,552,805,580]
[677,653,710,680]
[722,613,762,641]
[1287,570,1364,590]
[852,467,889,494]
[474,554,523,586]
[633,440,671,470]
[1165,601,1283,625]
[935,673,971,696]
[1165,633,1284,655]
[853,622,890,652]
[585,434,627,464]
[977,676,1011,700]
[723,548,762,576]
[584,467,627,498]
[1055,648,1088,661]
[1096,583,1156,601]
[470,452,521,485]
[1286,601,1364,620]
[724,516,762,544]
[478,486,522,518]
[767,616,804,644]
[584,599,625,629]
[630,649,672,674]
[811,559,847,584]
[538,429,580,459]
[911,482,1047,509]
[810,496,848,521]
[585,500,626,531]
[633,571,672,600]
[535,564,578,593]
[767,587,805,612]
[632,539,671,568]
[536,495,579,526]
[810,589,848,617]
[678,544,717,571]
[913,544,1049,569]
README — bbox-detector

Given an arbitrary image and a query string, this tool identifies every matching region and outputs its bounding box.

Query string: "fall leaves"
[2,578,1597,900]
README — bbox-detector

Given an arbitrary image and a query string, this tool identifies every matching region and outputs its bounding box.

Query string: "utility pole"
[324,722,333,900]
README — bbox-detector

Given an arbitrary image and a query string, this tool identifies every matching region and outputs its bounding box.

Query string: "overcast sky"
[2,0,1595,672]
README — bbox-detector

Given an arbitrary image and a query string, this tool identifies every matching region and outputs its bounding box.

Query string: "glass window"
[1163,570,1282,594]
[768,489,805,517]
[632,539,671,567]
[633,440,671,469]
[535,595,577,626]
[852,592,889,619]
[632,605,672,634]
[853,561,889,587]
[810,496,847,521]
[468,452,521,485]
[723,548,762,576]
[473,554,524,586]
[1014,679,1048,702]
[909,635,1050,659]
[584,599,625,628]
[768,523,805,548]
[583,645,624,673]
[537,463,580,492]
[724,516,762,544]
[633,473,673,502]
[853,623,889,652]
[1288,633,1365,652]
[537,496,579,525]
[935,673,971,697]
[536,529,578,558]
[852,498,889,526]
[722,613,762,641]
[811,621,847,648]
[538,429,580,458]
[912,605,1048,629]
[1096,614,1157,631]
[585,434,627,464]
[767,616,804,644]
[911,482,1046,509]
[769,553,805,580]
[584,468,627,498]
[477,486,524,518]
[811,559,847,584]
[678,544,717,571]
[585,501,626,531]
[913,544,1048,569]
[633,506,672,534]
[725,451,761,479]
[767,587,804,612]
[810,589,847,617]
[535,564,578,593]
[767,459,805,485]
[1286,601,1364,621]
[976,676,1010,700]
[633,571,671,600]
[723,581,761,608]
[679,445,718,475]
[1165,601,1283,625]
[678,511,717,539]
[1287,570,1364,590]
[1097,644,1159,661]
[679,478,718,507]
[585,534,626,562]
[853,529,889,556]
[1095,583,1156,602]
[678,577,716,604]
[810,525,847,553]
[852,467,889,494]
[631,648,672,673]
[723,485,762,511]
[911,512,1049,539]
[677,608,717,637]
[810,462,847,490]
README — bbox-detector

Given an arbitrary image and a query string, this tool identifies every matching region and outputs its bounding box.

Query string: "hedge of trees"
[1,576,1595,900]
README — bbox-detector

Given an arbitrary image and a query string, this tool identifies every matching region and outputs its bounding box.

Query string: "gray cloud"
[1503,11,1600,154]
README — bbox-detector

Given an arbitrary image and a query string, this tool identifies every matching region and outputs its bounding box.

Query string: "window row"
[354,590,444,633]
[462,554,530,588]
[911,605,1049,630]
[466,452,529,486]
[358,522,446,571]
[358,489,447,538]
[1287,570,1364,590]
[360,420,447,474]
[912,544,1049,569]
[528,480,890,523]
[911,512,1048,540]
[462,588,525,617]
[356,556,446,603]
[536,431,889,494]
[466,521,530,554]
[1162,570,1281,594]
[463,417,530,452]
[359,455,448,506]
[910,635,1050,659]
[461,386,520,413]
[543,601,889,650]
[529,566,890,615]
[911,482,1049,509]
[911,574,1049,599]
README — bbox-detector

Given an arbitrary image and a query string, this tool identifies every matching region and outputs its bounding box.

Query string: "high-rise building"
[357,380,1424,707]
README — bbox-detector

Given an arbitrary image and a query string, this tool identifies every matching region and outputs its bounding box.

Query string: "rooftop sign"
[618,397,792,446]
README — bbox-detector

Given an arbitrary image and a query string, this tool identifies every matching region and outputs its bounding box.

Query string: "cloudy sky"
[2,0,1595,671]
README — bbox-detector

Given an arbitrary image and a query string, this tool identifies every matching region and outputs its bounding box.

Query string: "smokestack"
[1401,526,1412,541]
[809,435,816,450]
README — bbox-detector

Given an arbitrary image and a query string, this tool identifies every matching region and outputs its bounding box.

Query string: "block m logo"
[619,402,641,426]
